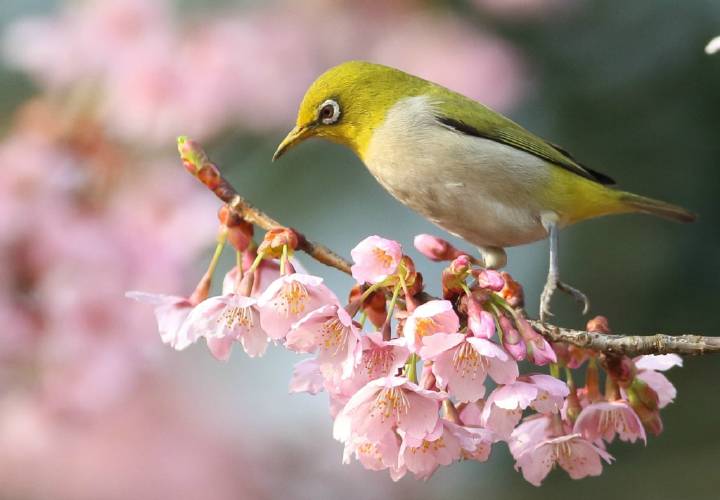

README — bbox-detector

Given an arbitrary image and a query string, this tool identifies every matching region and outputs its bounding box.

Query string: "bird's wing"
[432,94,615,185]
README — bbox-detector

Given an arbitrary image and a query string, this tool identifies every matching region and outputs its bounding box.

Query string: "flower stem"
[404,353,419,383]
[359,282,382,302]
[280,244,288,275]
[207,228,228,279]
[385,283,402,325]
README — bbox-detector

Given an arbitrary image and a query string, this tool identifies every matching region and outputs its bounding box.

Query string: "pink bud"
[441,255,472,299]
[517,318,556,365]
[468,297,495,339]
[475,269,505,292]
[413,234,463,262]
[177,135,208,172]
[499,315,526,361]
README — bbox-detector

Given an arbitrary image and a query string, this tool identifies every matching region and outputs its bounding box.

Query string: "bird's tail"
[619,192,696,223]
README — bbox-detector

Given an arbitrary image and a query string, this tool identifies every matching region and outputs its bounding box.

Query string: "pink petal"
[636,370,677,408]
[466,337,509,361]
[634,354,683,371]
[486,355,519,385]
[206,335,234,361]
[289,359,324,395]
[516,443,554,486]
[431,348,487,403]
[558,437,608,480]
[491,382,538,410]
[419,332,466,359]
[397,391,442,440]
[350,235,403,284]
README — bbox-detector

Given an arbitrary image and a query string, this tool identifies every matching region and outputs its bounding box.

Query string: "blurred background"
[0,0,718,499]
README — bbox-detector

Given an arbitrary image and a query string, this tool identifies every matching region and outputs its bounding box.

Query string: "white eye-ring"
[318,99,341,125]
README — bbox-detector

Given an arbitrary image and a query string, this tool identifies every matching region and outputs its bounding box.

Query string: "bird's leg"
[478,246,507,270]
[539,215,590,321]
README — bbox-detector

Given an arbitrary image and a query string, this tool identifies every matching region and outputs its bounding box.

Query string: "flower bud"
[177,135,208,173]
[518,318,557,365]
[468,296,495,339]
[258,227,299,258]
[587,315,611,334]
[197,162,222,190]
[442,255,471,299]
[500,272,524,308]
[413,234,463,262]
[499,315,526,361]
[475,269,505,292]
[627,379,663,436]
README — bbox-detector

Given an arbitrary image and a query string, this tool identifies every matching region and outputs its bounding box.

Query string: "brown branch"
[180,138,719,357]
[531,321,720,357]
[211,174,351,275]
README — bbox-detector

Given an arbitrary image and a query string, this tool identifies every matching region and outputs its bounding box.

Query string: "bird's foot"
[540,276,590,322]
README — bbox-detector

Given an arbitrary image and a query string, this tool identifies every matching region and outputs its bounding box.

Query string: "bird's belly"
[362,102,553,248]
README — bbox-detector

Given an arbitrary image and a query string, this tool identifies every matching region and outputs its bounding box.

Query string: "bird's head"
[273,60,426,161]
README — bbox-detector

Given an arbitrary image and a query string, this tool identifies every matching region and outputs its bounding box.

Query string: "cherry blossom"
[333,376,445,444]
[258,273,338,340]
[125,292,195,349]
[420,333,518,403]
[574,401,647,444]
[350,235,403,284]
[404,300,460,353]
[285,304,361,382]
[177,293,267,360]
[515,433,613,486]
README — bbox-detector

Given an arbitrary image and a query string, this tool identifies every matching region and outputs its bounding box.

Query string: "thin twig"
[184,143,719,357]
[531,321,720,356]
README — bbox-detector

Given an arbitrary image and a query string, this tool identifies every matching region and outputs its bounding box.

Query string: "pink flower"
[629,354,682,408]
[177,293,267,360]
[333,376,445,444]
[258,273,338,340]
[481,376,568,439]
[515,433,613,486]
[358,332,410,382]
[413,234,463,262]
[467,297,495,339]
[404,300,460,353]
[285,304,361,382]
[420,333,518,403]
[289,358,325,395]
[342,431,403,478]
[574,401,646,444]
[517,318,556,365]
[350,236,402,284]
[125,292,194,349]
[398,420,462,480]
[508,415,553,460]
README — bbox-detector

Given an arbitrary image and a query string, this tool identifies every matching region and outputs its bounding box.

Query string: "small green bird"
[273,61,695,319]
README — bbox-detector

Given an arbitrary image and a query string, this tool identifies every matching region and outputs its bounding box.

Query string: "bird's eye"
[318,99,340,125]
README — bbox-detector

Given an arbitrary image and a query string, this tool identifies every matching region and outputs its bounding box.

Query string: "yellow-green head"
[273,61,431,160]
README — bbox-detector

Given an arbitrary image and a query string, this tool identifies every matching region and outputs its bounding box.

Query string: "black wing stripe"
[437,116,615,186]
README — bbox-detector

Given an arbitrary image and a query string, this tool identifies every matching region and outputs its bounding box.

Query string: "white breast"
[363,95,552,248]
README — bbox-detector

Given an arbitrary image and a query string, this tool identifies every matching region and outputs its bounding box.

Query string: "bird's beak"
[272,124,312,161]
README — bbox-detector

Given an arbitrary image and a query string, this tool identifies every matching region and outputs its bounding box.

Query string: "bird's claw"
[539,276,590,322]
[557,281,590,315]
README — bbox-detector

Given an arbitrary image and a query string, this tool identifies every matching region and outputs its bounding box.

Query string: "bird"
[272,60,695,320]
